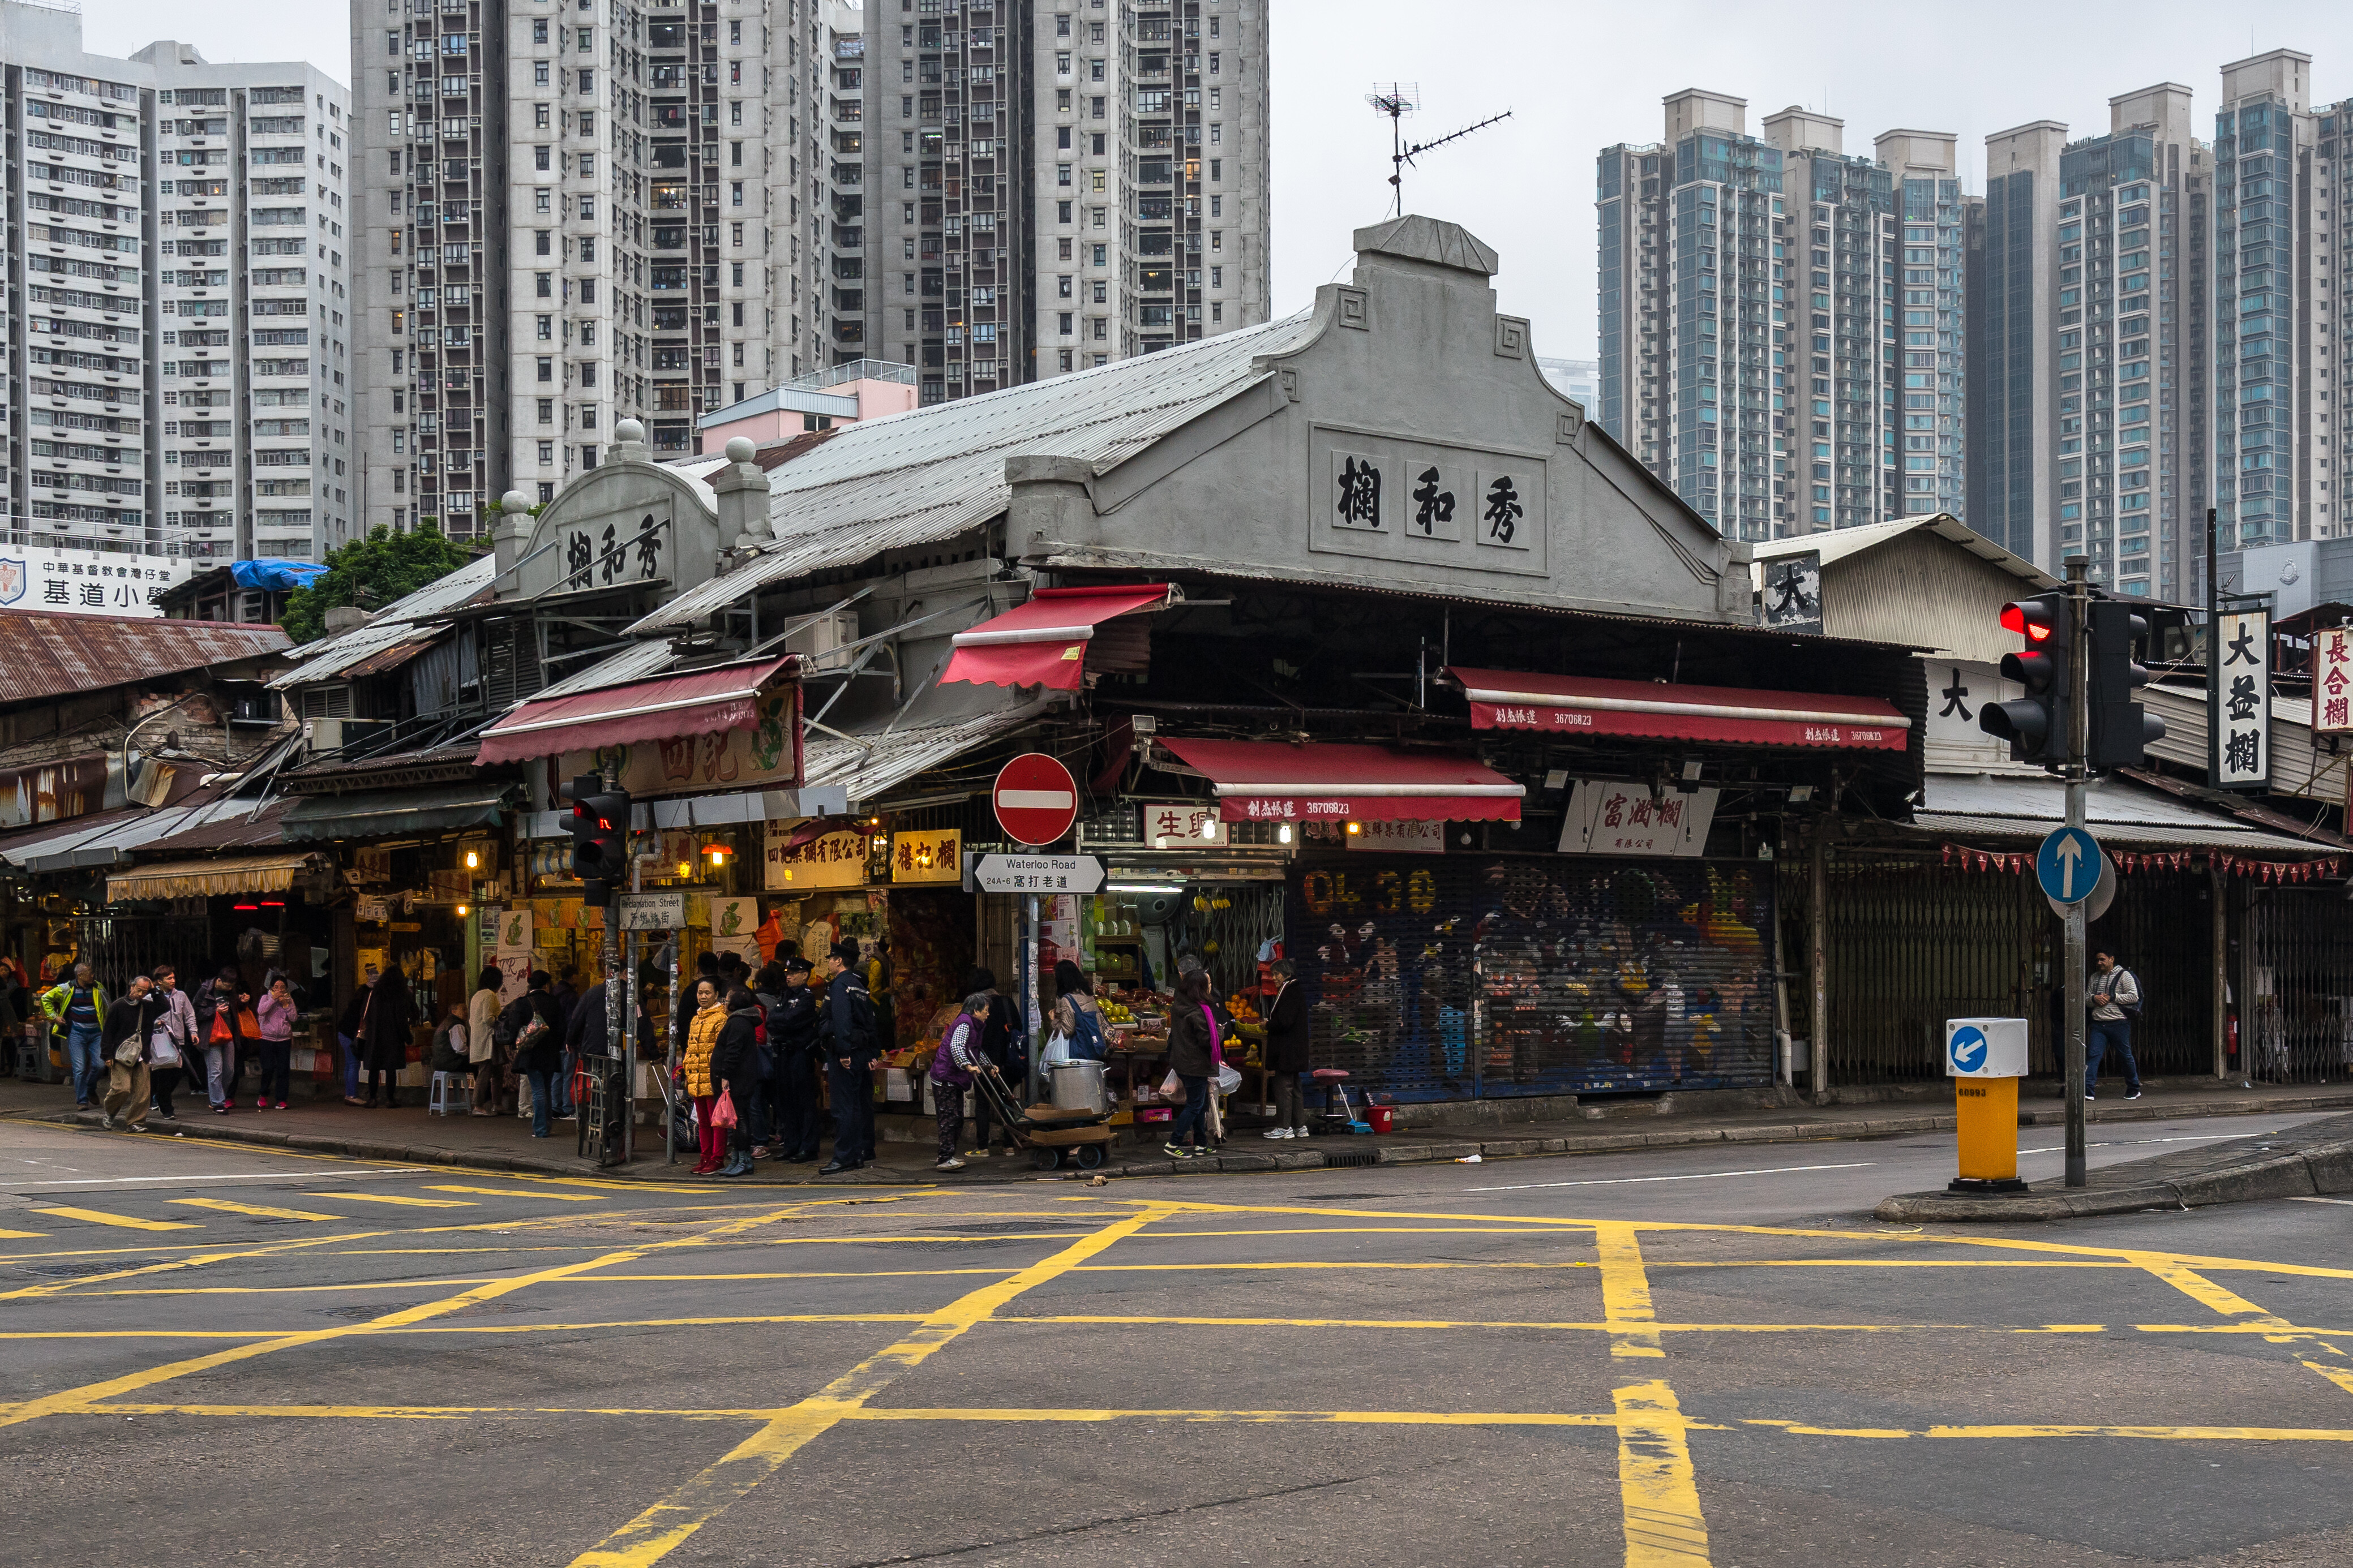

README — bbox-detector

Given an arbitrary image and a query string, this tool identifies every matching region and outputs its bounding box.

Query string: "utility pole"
[604,768,627,1165]
[2063,555,2091,1188]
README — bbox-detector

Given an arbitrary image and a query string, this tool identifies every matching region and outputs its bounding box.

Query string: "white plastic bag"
[1214,1063,1242,1095]
[1043,1030,1073,1067]
[148,1033,182,1068]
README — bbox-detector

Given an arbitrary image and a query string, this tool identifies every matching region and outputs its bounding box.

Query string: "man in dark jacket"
[765,958,822,1162]
[504,971,564,1137]
[819,939,878,1174]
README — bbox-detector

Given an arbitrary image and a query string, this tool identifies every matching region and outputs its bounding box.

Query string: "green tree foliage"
[280,523,478,644]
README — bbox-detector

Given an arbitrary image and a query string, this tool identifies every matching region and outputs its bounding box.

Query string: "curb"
[1874,1140,2353,1222]
[40,1091,2353,1192]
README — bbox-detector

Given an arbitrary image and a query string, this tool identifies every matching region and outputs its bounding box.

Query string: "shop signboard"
[1557,779,1717,858]
[488,908,534,1003]
[1346,820,1445,854]
[701,895,761,962]
[764,824,868,890]
[993,753,1080,845]
[891,828,962,884]
[2214,609,2270,789]
[616,891,688,931]
[554,689,797,801]
[0,543,189,617]
[2317,627,2353,734]
[972,853,1104,894]
[1139,800,1225,847]
[350,847,392,885]
[354,894,391,925]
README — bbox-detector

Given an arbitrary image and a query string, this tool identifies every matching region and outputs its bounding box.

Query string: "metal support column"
[1809,822,1829,1103]
[2063,555,2091,1188]
[2212,862,2228,1081]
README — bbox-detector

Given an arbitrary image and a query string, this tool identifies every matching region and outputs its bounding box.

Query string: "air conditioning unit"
[785,610,862,674]
[306,718,349,753]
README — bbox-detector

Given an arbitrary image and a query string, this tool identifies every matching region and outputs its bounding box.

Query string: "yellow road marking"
[1616,1380,1712,1565]
[31,1206,200,1232]
[170,1198,342,1222]
[0,1231,388,1301]
[1593,1222,1664,1359]
[425,1185,605,1202]
[1745,1417,2353,1441]
[568,1205,1172,1568]
[0,1198,845,1430]
[308,1192,474,1208]
[0,1228,47,1239]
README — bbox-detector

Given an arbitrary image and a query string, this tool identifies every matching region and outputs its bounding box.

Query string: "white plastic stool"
[428,1071,473,1116]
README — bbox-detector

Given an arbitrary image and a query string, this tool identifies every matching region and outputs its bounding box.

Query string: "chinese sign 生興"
[1144,801,1224,847]
[764,825,869,891]
[890,828,962,884]
[0,545,190,617]
[2317,628,2353,736]
[2215,609,2270,789]
[1557,779,1720,858]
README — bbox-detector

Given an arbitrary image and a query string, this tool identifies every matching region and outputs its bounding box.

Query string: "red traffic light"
[2001,604,2054,642]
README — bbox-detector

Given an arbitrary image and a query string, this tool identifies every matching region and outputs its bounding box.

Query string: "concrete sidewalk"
[1876,1110,2353,1221]
[10,1069,2353,1187]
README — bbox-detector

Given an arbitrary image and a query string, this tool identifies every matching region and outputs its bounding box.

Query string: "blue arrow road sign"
[2037,826,2102,905]
[1949,1025,1988,1073]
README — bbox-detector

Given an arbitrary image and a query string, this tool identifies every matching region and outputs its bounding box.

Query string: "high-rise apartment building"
[2212,50,2324,557]
[862,0,1270,406]
[0,0,349,564]
[1596,92,1961,541]
[350,0,858,543]
[1969,86,2210,597]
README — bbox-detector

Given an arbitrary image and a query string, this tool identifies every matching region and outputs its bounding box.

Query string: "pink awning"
[1449,667,1911,751]
[475,657,792,766]
[1158,737,1524,824]
[941,584,1173,691]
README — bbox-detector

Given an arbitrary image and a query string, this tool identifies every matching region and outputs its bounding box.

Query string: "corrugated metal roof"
[2142,682,2335,802]
[800,701,1050,809]
[628,311,1320,634]
[0,612,289,705]
[1751,513,2059,588]
[269,554,499,689]
[1915,772,2332,853]
[528,639,679,703]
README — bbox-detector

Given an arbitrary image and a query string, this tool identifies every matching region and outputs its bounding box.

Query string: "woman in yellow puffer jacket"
[682,978,727,1175]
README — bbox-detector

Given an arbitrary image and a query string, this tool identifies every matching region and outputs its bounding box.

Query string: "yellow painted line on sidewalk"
[568,1205,1172,1568]
[308,1192,474,1208]
[1615,1380,1713,1566]
[425,1185,604,1202]
[31,1206,200,1232]
[170,1198,342,1222]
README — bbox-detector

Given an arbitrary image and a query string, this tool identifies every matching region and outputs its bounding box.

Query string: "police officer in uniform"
[766,957,823,1162]
[819,939,879,1174]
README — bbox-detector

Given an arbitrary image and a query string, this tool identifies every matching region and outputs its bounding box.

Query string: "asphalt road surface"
[5,1111,2352,1567]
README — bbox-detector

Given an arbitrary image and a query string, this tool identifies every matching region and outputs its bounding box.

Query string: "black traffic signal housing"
[1981,593,2073,768]
[2086,600,2167,770]
[563,774,631,900]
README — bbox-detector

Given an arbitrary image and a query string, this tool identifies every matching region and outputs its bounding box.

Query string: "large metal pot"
[1048,1058,1108,1112]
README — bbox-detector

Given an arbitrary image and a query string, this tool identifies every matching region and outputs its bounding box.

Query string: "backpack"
[2118,968,2143,1023]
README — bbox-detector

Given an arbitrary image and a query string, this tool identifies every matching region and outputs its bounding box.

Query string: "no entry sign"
[992,753,1079,846]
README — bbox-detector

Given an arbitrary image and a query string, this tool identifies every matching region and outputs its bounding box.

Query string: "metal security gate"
[1823,854,2038,1085]
[2088,869,2216,1077]
[73,914,210,997]
[2243,887,2353,1084]
[1289,854,1777,1102]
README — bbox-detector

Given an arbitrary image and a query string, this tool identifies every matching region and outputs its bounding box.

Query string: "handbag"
[112,1035,143,1066]
[710,1085,739,1128]
[149,1032,182,1069]
[1158,1068,1185,1103]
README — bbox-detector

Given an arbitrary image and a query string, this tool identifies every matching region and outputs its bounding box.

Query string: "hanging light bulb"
[464,848,480,871]
[1278,823,1293,845]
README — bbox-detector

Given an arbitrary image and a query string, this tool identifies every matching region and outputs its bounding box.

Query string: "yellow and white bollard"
[1945,1017,2029,1194]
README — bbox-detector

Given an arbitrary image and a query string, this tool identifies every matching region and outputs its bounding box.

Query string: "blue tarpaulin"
[232,559,330,591]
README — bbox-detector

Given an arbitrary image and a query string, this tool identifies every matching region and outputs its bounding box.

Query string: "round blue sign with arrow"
[2036,826,2103,905]
[1948,1024,1989,1074]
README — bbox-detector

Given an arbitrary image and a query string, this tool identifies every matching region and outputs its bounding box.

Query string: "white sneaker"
[934,1157,966,1171]
[1295,1125,1312,1139]
[1263,1126,1288,1140]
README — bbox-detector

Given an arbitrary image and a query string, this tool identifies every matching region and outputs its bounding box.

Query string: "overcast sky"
[80,0,2353,361]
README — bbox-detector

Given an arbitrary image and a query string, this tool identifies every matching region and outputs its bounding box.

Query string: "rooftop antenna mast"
[1366,84,1511,217]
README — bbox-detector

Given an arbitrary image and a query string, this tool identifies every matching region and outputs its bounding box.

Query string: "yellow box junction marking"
[170,1198,343,1222]
[31,1206,200,1232]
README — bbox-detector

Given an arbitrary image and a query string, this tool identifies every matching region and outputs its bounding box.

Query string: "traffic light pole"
[2064,556,2091,1189]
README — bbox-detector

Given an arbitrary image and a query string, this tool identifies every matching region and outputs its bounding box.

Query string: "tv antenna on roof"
[1366,84,1511,217]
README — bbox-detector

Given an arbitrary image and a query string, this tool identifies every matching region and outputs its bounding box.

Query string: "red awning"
[475,656,792,766]
[941,584,1173,691]
[1449,667,1911,751]
[1158,737,1524,823]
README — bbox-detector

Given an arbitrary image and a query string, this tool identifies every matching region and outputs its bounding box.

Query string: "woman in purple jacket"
[928,993,996,1174]
[254,977,298,1111]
